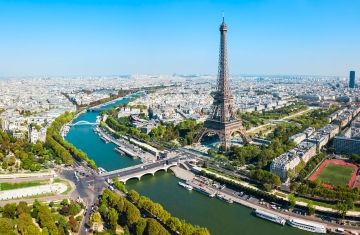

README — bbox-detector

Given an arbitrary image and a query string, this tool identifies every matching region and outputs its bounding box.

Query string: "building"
[28,126,47,143]
[334,115,360,154]
[349,71,356,89]
[289,133,306,144]
[270,141,317,180]
[295,141,317,163]
[270,150,301,180]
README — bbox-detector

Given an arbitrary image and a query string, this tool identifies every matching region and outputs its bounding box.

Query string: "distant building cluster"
[67,91,111,106]
[271,107,360,181]
[0,75,181,142]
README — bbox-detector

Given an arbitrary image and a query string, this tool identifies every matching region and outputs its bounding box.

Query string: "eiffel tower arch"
[195,17,251,149]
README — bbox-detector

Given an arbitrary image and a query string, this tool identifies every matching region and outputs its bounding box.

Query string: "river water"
[65,95,310,235]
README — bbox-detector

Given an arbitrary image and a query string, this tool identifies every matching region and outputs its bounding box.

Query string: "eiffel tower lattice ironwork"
[195,17,251,149]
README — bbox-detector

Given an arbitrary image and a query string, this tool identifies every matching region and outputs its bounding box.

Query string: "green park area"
[316,164,355,188]
[0,180,49,191]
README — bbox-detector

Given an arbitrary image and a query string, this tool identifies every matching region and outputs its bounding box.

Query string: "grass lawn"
[316,164,354,187]
[0,180,49,191]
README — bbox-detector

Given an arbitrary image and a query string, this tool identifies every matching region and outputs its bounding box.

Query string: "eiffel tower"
[196,17,251,149]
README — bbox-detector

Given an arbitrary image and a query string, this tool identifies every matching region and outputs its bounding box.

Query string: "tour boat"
[287,218,326,233]
[254,209,286,226]
[178,181,193,191]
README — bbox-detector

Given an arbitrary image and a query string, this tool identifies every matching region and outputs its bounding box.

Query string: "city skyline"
[0,0,359,77]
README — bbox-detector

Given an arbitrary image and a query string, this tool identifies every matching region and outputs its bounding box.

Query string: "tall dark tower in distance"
[349,71,356,88]
[196,18,251,149]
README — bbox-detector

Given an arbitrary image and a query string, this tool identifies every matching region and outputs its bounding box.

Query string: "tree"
[2,160,8,170]
[38,204,59,235]
[7,155,16,166]
[0,218,16,235]
[57,215,68,235]
[288,194,296,209]
[166,217,182,232]
[3,203,17,219]
[89,211,102,226]
[17,201,30,215]
[145,218,170,235]
[113,178,128,193]
[307,201,315,215]
[68,216,79,233]
[107,208,118,231]
[128,190,140,203]
[336,202,348,219]
[125,202,141,226]
[135,218,147,235]
[17,213,41,235]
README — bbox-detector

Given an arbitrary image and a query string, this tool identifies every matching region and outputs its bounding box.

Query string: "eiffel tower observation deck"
[196,17,251,149]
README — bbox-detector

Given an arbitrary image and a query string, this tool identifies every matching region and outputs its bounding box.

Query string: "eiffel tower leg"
[195,128,208,144]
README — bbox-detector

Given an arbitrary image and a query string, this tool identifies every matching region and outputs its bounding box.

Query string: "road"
[59,162,106,235]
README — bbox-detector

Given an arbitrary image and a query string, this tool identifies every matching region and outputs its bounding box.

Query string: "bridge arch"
[123,176,141,184]
[139,172,156,179]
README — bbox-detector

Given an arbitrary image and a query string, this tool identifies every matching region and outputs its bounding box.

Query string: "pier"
[96,127,157,162]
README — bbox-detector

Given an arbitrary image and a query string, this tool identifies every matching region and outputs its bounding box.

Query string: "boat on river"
[115,147,126,155]
[178,181,193,191]
[216,193,233,203]
[254,209,286,226]
[193,185,216,198]
[287,218,326,233]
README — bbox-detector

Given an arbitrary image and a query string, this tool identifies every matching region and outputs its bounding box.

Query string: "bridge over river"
[69,120,98,126]
[100,156,183,183]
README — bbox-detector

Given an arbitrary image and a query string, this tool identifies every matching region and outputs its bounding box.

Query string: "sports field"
[308,159,359,188]
[316,164,354,187]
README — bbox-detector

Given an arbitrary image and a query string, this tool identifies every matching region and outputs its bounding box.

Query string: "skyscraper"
[195,18,251,149]
[349,71,356,88]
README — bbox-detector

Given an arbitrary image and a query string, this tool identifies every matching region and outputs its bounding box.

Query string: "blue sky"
[0,0,359,76]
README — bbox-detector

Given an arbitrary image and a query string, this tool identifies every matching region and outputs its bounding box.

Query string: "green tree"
[38,204,59,235]
[7,155,16,166]
[57,215,68,235]
[288,194,296,209]
[0,218,16,235]
[145,218,170,235]
[125,202,141,226]
[107,208,118,231]
[2,160,8,170]
[17,201,30,215]
[17,213,41,235]
[128,190,140,203]
[135,218,147,235]
[307,201,315,215]
[89,211,102,226]
[336,202,348,219]
[166,217,182,232]
[3,203,17,219]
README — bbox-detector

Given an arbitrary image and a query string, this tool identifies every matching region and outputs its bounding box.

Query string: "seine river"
[66,95,310,235]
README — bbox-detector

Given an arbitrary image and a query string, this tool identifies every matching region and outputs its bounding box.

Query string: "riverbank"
[178,172,360,234]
